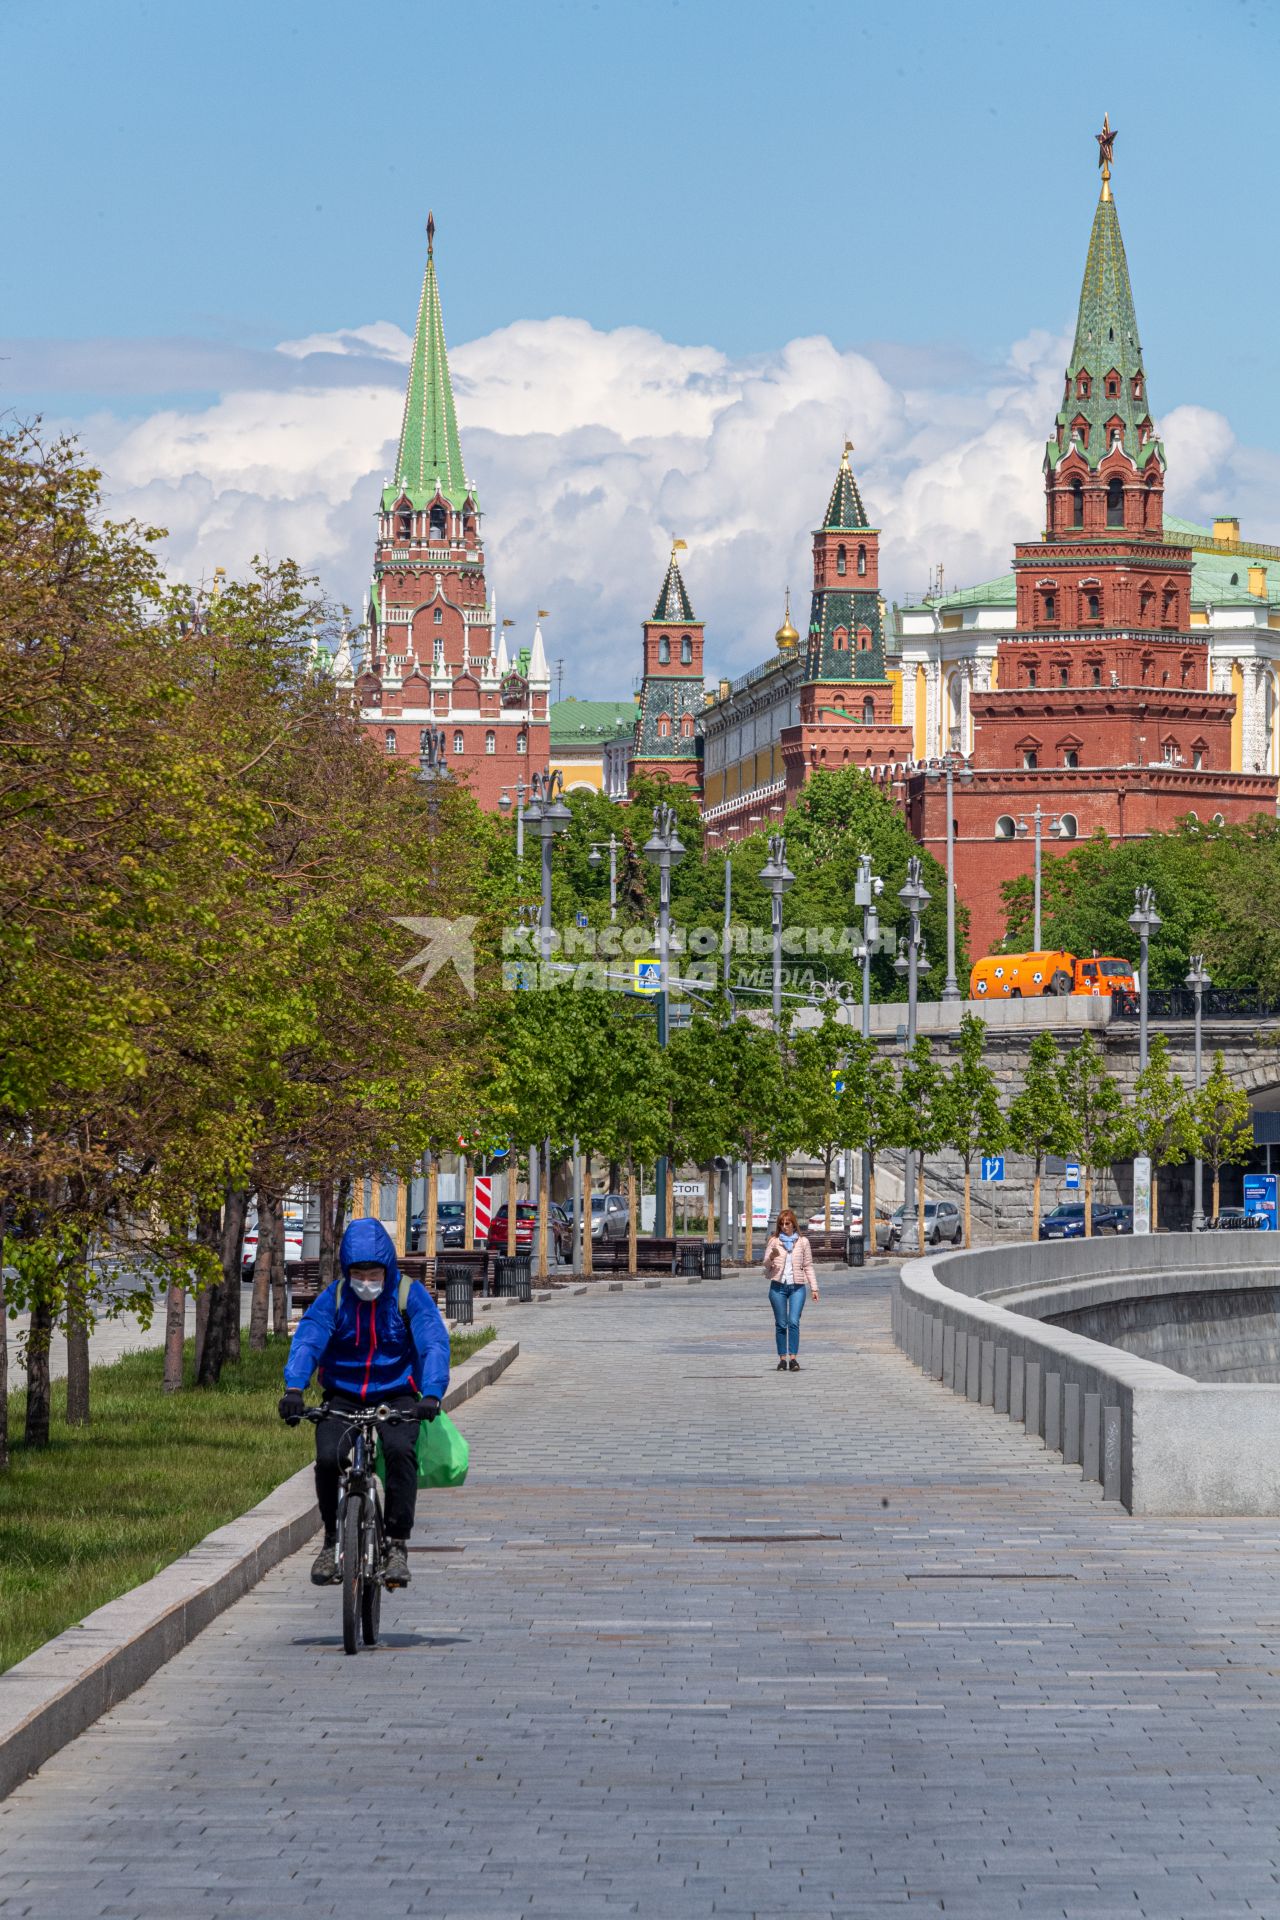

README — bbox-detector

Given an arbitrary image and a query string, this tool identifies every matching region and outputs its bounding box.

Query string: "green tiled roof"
[821,449,870,531]
[1048,183,1164,477]
[651,553,698,624]
[550,698,637,748]
[385,230,470,512]
[933,572,1018,611]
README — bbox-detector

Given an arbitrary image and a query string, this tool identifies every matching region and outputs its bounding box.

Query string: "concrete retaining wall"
[893,1233,1280,1514]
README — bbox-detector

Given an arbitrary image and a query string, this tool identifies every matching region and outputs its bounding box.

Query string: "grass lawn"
[0,1322,495,1674]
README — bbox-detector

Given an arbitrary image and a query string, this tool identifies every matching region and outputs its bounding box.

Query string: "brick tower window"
[1043,592,1056,620]
[862,696,875,725]
[857,545,867,576]
[517,730,528,754]
[485,730,495,754]
[1107,477,1124,528]
[657,713,672,739]
[995,814,1016,839]
[1023,749,1038,769]
[680,635,692,664]
[1071,480,1084,528]
[397,509,412,540]
[1077,373,1091,399]
[857,626,872,651]
[680,714,695,740]
[659,637,670,664]
[837,544,847,576]
[434,607,443,623]
[1162,589,1177,628]
[1086,592,1101,621]
[430,503,447,541]
[1063,748,1079,768]
[385,730,397,754]
[453,730,464,754]
[1026,665,1037,688]
[832,626,849,652]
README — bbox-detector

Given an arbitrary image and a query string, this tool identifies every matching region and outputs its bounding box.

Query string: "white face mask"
[349,1268,385,1302]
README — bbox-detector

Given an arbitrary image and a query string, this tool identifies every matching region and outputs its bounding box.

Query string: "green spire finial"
[387,216,470,511]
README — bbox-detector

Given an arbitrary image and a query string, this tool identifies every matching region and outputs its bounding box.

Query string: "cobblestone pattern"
[2,1272,1280,1917]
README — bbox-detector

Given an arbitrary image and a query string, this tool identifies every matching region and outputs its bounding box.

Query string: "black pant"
[314,1390,419,1541]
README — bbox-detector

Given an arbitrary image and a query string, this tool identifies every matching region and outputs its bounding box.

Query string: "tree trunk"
[1032,1161,1043,1239]
[822,1158,832,1235]
[626,1159,638,1275]
[194,1287,211,1378]
[963,1166,972,1249]
[425,1159,438,1269]
[744,1156,754,1265]
[664,1162,674,1238]
[609,1158,621,1196]
[1084,1166,1094,1237]
[163,1275,186,1392]
[1213,1168,1221,1221]
[582,1152,593,1276]
[199,1188,247,1386]
[705,1167,715,1244]
[536,1143,549,1278]
[917,1167,926,1254]
[868,1158,877,1255]
[781,1156,790,1211]
[269,1194,288,1338]
[24,1294,53,1448]
[318,1176,335,1289]
[0,1241,8,1470]
[64,1265,91,1428]
[248,1194,273,1351]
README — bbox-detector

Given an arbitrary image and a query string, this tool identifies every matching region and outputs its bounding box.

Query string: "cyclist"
[278,1216,449,1588]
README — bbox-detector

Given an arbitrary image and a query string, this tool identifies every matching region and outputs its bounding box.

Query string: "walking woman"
[763,1208,819,1372]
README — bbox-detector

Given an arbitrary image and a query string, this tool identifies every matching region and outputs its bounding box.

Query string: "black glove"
[278,1389,305,1426]
[416,1395,442,1423]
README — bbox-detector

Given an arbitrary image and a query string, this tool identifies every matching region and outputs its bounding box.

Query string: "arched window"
[1071,479,1084,528]
[1043,592,1056,621]
[1140,586,1155,622]
[485,730,495,755]
[863,696,875,725]
[1145,476,1159,526]
[453,730,464,754]
[429,502,447,541]
[1023,748,1038,770]
[385,730,397,754]
[1058,813,1078,839]
[856,626,873,651]
[1063,748,1079,769]
[658,637,670,664]
[995,814,1016,839]
[1059,665,1069,687]
[832,626,849,652]
[397,509,412,541]
[680,714,695,740]
[1077,372,1091,398]
[1091,663,1102,686]
[433,607,443,624]
[857,545,867,576]
[656,713,672,739]
[1193,747,1205,770]
[680,634,693,665]
[1106,476,1124,527]
[1027,665,1038,689]
[517,730,528,754]
[1162,589,1177,628]
[1087,592,1101,621]
[836,545,847,576]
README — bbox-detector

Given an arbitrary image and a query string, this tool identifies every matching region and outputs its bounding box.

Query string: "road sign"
[473,1176,492,1240]
[672,1180,705,1200]
[1244,1173,1277,1230]
[575,911,590,929]
[980,1155,1005,1183]
[1065,1163,1081,1190]
[633,958,662,995]
[831,1072,846,1096]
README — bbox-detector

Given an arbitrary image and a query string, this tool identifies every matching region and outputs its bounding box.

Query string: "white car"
[241,1222,304,1270]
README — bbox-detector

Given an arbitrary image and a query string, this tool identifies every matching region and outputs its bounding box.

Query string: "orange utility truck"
[969,951,1136,1000]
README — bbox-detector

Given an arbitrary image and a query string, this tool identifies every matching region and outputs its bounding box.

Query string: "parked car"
[486,1202,573,1264]
[590,1193,629,1240]
[1038,1202,1132,1240]
[806,1200,894,1250]
[888,1200,963,1250]
[410,1201,466,1252]
[241,1220,304,1271]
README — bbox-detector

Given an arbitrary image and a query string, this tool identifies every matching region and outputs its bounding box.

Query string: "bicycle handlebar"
[301,1402,430,1427]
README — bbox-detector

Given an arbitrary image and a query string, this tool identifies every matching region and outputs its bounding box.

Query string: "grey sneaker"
[384,1539,411,1587]
[310,1538,339,1585]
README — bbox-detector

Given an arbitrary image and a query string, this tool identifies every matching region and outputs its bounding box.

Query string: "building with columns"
[699,448,912,839]
[905,125,1277,953]
[339,215,549,811]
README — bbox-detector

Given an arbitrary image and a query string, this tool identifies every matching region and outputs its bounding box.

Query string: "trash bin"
[442,1264,474,1324]
[847,1233,865,1269]
[702,1243,722,1280]
[513,1255,533,1302]
[677,1243,702,1277]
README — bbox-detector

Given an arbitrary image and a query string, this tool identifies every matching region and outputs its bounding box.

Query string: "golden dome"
[775,588,799,650]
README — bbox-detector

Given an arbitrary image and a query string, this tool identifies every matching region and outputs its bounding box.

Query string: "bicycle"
[301,1403,426,1655]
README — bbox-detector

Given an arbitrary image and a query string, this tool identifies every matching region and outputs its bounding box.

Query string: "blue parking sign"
[1065,1163,1081,1190]
[981,1156,1005,1183]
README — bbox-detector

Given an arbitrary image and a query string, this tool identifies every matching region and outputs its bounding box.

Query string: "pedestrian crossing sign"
[634,958,662,995]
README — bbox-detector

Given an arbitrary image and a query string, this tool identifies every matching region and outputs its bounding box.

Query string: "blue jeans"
[769,1282,806,1357]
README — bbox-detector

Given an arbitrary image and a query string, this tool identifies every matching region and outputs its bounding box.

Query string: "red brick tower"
[342,214,549,810]
[632,544,705,788]
[911,123,1276,954]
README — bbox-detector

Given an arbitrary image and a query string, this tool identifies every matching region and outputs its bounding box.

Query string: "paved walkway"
[3,1270,1280,1917]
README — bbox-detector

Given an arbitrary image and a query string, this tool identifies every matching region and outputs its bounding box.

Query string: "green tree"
[1192,1053,1254,1221]
[834,1037,899,1246]
[1132,1033,1199,1230]
[669,1001,742,1241]
[895,1037,945,1251]
[1007,1033,1076,1237]
[935,1015,1006,1247]
[785,1015,847,1232]
[1058,1033,1137,1235]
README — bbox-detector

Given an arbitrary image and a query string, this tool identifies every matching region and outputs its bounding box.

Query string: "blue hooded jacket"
[283,1217,450,1402]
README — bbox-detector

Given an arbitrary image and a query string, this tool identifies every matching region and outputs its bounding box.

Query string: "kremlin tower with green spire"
[909,120,1275,953]
[345,214,549,810]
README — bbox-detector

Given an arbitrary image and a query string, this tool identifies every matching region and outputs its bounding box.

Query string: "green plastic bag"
[376,1410,469,1489]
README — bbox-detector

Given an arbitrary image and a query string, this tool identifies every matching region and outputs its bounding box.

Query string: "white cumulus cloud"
[53,310,1280,696]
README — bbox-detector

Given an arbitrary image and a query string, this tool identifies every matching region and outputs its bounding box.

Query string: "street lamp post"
[588,834,619,921]
[498,777,529,864]
[643,803,686,1236]
[855,854,884,1254]
[894,857,932,1245]
[759,835,796,1216]
[1186,953,1210,1232]
[1127,884,1162,1237]
[924,755,973,1001]
[523,771,571,1279]
[1015,803,1061,951]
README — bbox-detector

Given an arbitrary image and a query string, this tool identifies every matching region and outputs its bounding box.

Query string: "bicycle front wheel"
[341,1498,362,1656]
[361,1567,381,1646]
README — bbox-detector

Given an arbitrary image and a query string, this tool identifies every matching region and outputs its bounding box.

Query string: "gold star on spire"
[1095,114,1117,200]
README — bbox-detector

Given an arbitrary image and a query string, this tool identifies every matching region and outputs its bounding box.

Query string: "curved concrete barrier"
[893,1232,1280,1515]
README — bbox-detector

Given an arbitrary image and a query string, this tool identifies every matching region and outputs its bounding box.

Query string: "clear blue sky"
[3,0,1277,438]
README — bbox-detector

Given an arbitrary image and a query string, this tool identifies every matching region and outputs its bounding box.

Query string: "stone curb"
[0,1336,520,1802]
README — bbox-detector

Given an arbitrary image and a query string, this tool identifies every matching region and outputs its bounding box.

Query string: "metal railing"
[1113,987,1280,1022]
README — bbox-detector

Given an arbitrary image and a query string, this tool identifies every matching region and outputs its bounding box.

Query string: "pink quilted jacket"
[762,1234,818,1291]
